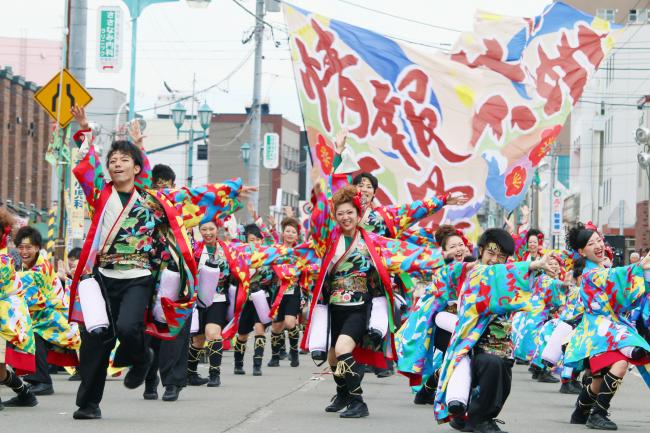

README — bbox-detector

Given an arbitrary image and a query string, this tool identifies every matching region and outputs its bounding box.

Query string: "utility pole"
[247,0,265,213]
[547,142,557,248]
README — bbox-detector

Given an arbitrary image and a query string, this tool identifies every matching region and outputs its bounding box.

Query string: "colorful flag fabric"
[284,2,617,217]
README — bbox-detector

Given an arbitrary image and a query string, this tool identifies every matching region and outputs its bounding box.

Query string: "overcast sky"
[1,0,553,126]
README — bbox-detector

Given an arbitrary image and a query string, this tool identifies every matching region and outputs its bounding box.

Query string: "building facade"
[0,66,52,213]
[208,107,303,223]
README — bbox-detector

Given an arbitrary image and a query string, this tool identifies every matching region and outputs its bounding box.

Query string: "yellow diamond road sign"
[34,69,92,128]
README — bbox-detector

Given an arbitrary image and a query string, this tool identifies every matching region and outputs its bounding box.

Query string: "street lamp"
[171,102,187,131]
[170,99,211,187]
[122,0,180,120]
[241,143,251,166]
[198,102,213,130]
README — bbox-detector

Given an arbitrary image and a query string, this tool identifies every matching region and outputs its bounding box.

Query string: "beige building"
[208,106,303,223]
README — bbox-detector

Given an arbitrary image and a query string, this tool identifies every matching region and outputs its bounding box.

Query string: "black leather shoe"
[143,376,159,400]
[586,411,618,430]
[234,365,246,375]
[252,365,262,376]
[289,351,299,367]
[207,373,221,387]
[570,407,590,425]
[537,370,560,383]
[474,419,506,433]
[339,399,369,418]
[267,357,280,367]
[449,417,474,432]
[162,385,182,402]
[124,348,154,389]
[375,368,394,378]
[559,381,581,394]
[29,382,54,396]
[187,373,209,386]
[68,371,81,381]
[447,400,467,416]
[73,404,101,420]
[413,387,434,405]
[4,388,38,407]
[325,393,352,412]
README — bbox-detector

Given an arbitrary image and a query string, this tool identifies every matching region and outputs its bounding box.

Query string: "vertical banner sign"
[551,189,563,236]
[46,205,57,260]
[69,148,86,240]
[263,132,280,169]
[97,6,123,73]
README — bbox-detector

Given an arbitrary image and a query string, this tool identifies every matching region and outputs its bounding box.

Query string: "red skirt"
[589,350,650,374]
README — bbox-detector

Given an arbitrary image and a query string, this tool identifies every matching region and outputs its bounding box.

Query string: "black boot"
[474,419,507,433]
[288,327,300,367]
[279,331,288,360]
[73,403,101,420]
[187,345,209,386]
[559,380,581,394]
[233,338,246,375]
[325,365,352,412]
[267,332,282,367]
[537,368,560,383]
[413,372,438,405]
[586,371,622,430]
[2,370,38,407]
[207,339,222,387]
[253,335,266,376]
[570,381,598,424]
[336,354,369,418]
[162,385,182,402]
[143,374,159,400]
[530,364,542,380]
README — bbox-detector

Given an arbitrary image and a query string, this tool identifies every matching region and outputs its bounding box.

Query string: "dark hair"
[565,222,595,252]
[106,140,144,171]
[14,226,43,248]
[152,164,176,184]
[435,224,460,250]
[477,228,515,256]
[243,223,262,240]
[281,217,300,232]
[352,172,378,192]
[526,229,543,242]
[572,256,586,279]
[68,247,82,260]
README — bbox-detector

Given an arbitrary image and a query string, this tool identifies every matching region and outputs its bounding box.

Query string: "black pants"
[146,318,191,387]
[75,274,154,409]
[24,334,52,385]
[467,352,513,426]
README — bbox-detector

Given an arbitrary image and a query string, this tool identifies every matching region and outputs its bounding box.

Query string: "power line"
[335,0,462,33]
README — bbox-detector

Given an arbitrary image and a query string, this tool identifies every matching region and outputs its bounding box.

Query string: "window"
[629,9,648,24]
[597,9,617,22]
[197,143,208,160]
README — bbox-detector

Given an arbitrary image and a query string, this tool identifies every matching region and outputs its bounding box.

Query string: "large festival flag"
[284,2,618,220]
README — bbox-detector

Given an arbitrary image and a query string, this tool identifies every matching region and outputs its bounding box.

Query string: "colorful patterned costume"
[434,262,536,422]
[0,254,35,373]
[18,254,80,365]
[564,260,650,369]
[511,274,565,362]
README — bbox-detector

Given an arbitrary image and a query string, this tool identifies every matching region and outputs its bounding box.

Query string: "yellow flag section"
[34,69,92,128]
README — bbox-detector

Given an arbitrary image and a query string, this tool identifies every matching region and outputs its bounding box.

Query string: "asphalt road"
[1,348,648,433]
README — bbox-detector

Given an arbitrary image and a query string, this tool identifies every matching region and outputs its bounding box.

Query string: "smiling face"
[527,235,539,256]
[579,232,605,264]
[354,177,375,208]
[479,242,508,265]
[282,225,298,246]
[546,257,560,279]
[335,202,360,235]
[199,222,218,246]
[443,235,466,262]
[18,239,39,268]
[108,151,140,187]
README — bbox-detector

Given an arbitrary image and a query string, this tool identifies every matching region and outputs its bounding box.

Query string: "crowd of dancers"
[0,108,649,433]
